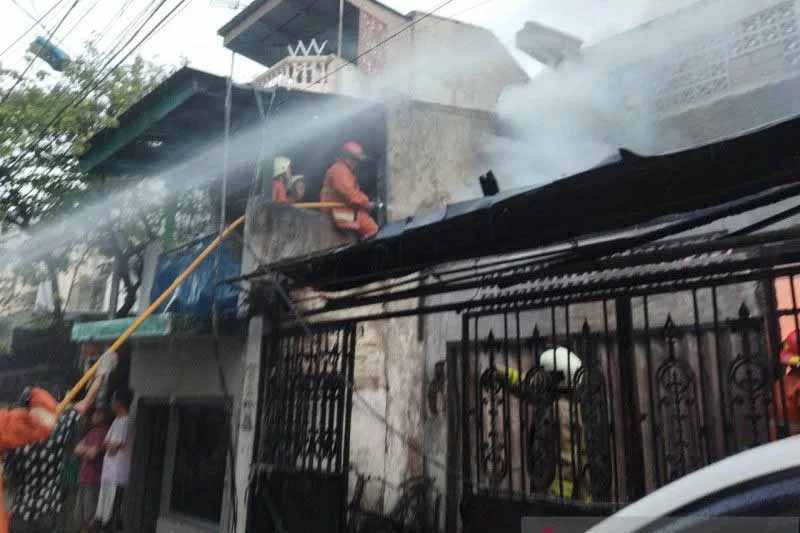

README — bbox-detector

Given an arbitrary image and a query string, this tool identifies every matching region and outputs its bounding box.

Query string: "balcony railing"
[253,55,337,92]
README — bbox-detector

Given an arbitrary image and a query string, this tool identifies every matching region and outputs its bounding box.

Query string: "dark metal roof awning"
[79,67,251,175]
[269,114,800,290]
[219,0,352,66]
[79,67,382,178]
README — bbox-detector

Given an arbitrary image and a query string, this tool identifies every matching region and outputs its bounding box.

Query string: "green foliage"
[0,42,177,319]
[0,42,173,229]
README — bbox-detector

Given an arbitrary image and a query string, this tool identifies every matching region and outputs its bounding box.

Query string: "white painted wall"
[130,337,246,533]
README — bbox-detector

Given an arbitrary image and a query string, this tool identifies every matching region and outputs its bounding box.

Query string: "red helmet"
[341,141,367,161]
[781,330,800,366]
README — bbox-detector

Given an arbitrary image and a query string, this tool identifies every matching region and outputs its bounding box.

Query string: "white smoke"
[489,0,796,188]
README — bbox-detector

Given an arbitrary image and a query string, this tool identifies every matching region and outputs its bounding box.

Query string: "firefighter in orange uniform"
[0,388,58,533]
[770,330,800,440]
[271,156,292,203]
[321,141,379,239]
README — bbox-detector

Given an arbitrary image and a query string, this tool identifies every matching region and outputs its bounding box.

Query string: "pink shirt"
[78,426,108,485]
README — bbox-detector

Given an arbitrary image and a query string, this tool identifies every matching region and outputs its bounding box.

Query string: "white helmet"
[539,346,582,382]
[273,156,291,178]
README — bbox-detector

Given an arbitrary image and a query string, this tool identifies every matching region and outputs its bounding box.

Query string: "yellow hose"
[292,201,345,209]
[57,215,246,412]
[57,200,357,412]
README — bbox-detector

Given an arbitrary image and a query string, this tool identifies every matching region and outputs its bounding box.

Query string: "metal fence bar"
[551,306,564,499]
[474,317,483,492]
[515,311,527,496]
[461,314,473,494]
[711,287,731,456]
[502,313,514,497]
[691,289,712,465]
[642,295,662,488]
[602,300,620,506]
[565,305,578,495]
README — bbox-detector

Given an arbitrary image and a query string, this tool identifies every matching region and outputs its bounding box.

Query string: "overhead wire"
[1,0,187,183]
[56,0,105,47]
[211,49,240,532]
[9,0,48,29]
[0,0,81,107]
[0,0,67,59]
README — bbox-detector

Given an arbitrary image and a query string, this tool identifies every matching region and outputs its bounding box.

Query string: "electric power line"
[0,0,81,108]
[56,0,104,46]
[0,0,67,59]
[1,0,184,181]
[9,0,46,28]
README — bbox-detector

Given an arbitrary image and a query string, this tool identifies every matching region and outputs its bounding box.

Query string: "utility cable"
[9,0,44,26]
[0,0,69,58]
[1,0,186,180]
[211,49,240,532]
[0,0,67,59]
[0,0,81,107]
[56,0,104,46]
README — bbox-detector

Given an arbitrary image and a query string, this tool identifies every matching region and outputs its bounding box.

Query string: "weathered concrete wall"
[129,337,245,533]
[349,13,527,112]
[385,100,490,220]
[242,197,355,267]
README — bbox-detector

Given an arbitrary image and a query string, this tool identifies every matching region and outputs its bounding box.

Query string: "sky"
[0,0,702,84]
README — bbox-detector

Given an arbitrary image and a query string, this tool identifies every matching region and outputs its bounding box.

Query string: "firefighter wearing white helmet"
[496,346,588,500]
[539,346,583,383]
[271,156,292,203]
[540,346,587,501]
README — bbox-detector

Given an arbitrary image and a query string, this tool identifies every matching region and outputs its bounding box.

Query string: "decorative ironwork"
[522,365,558,492]
[521,325,558,494]
[479,331,508,487]
[728,303,772,449]
[258,325,355,475]
[655,315,702,482]
[574,321,613,500]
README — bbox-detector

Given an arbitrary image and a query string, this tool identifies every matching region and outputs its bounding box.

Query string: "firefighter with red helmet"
[321,141,379,239]
[770,330,800,440]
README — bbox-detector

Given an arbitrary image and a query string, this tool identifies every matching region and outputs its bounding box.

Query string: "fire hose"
[56,200,365,413]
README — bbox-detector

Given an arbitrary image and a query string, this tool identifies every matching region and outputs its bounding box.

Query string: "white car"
[587,435,800,533]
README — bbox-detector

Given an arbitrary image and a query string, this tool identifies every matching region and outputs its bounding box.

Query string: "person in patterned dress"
[4,354,112,533]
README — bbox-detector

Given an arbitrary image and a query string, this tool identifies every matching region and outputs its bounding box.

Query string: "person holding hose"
[4,352,112,533]
[0,388,60,533]
[321,141,379,239]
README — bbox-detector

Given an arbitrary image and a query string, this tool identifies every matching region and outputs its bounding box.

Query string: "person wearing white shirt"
[94,388,132,533]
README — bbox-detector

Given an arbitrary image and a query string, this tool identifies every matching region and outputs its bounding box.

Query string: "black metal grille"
[258,324,356,474]
[460,274,797,509]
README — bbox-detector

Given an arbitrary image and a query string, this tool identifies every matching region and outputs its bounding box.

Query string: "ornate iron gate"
[252,323,356,533]
[460,274,799,529]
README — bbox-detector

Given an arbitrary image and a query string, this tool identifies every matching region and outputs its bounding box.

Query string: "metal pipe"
[337,0,344,58]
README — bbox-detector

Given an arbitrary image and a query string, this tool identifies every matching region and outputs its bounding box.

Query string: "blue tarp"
[150,236,242,320]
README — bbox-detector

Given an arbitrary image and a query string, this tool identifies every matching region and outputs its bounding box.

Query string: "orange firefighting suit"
[0,388,57,533]
[320,160,378,238]
[272,177,288,203]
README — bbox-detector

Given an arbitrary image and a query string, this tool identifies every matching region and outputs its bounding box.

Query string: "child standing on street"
[72,408,109,533]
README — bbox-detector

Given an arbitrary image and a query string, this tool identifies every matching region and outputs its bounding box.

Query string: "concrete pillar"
[234,315,264,533]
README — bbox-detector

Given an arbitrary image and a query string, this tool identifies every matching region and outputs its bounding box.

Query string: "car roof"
[588,435,800,533]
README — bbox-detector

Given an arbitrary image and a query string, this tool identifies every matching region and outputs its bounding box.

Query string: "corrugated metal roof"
[269,113,800,290]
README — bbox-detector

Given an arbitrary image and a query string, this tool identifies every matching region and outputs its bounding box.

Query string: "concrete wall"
[385,100,490,220]
[130,337,245,533]
[328,8,528,113]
